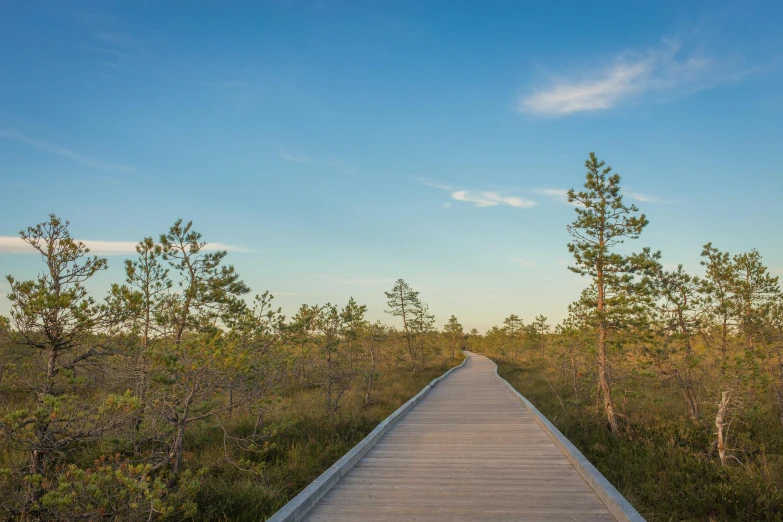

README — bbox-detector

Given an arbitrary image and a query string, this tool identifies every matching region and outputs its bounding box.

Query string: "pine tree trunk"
[169,420,187,487]
[675,370,699,424]
[684,369,699,422]
[774,345,783,427]
[715,391,730,466]
[774,383,783,428]
[571,354,579,404]
[597,273,619,434]
[133,355,148,453]
[399,287,417,371]
[676,314,700,423]
[168,391,194,487]
[365,343,376,405]
[598,321,619,433]
[720,317,728,376]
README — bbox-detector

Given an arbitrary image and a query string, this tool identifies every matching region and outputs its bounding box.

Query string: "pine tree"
[341,297,367,369]
[700,244,737,373]
[384,279,420,369]
[732,249,779,353]
[444,315,464,359]
[159,219,249,343]
[502,314,524,360]
[567,152,649,434]
[642,250,707,423]
[117,237,171,448]
[533,315,550,359]
[4,215,138,508]
[410,300,435,364]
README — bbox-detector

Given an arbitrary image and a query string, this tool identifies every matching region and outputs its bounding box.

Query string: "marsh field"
[2,155,782,522]
[3,1,783,520]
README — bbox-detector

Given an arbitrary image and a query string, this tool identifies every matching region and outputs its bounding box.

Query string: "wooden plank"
[301,353,619,521]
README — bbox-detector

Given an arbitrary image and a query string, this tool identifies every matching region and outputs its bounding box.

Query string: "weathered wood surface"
[302,353,617,521]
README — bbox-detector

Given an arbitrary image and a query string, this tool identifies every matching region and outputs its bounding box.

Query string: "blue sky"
[1,1,781,331]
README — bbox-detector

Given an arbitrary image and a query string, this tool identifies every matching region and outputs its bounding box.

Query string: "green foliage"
[40,457,201,521]
[566,160,652,328]
[384,279,438,368]
[567,153,652,433]
[567,153,649,280]
[3,174,781,522]
[496,360,783,521]
[0,215,466,520]
[159,219,250,342]
[6,215,109,365]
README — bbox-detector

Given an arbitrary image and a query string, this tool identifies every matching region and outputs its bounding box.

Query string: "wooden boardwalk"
[302,353,619,521]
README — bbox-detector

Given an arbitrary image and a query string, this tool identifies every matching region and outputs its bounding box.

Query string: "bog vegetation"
[473,153,783,521]
[1,152,781,521]
[0,217,463,520]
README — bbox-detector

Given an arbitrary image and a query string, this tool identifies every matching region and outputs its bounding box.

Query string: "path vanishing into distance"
[272,353,644,522]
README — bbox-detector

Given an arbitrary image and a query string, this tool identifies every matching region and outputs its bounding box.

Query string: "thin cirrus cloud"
[421,180,537,209]
[452,191,536,208]
[279,149,356,174]
[533,188,572,204]
[0,129,148,178]
[535,188,657,204]
[279,149,315,163]
[518,39,751,116]
[625,191,658,203]
[0,236,249,255]
[513,258,536,268]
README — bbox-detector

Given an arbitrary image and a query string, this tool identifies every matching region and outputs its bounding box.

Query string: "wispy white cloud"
[521,61,651,115]
[0,129,147,178]
[279,149,315,163]
[513,258,536,268]
[772,268,783,275]
[626,191,658,203]
[452,191,536,208]
[519,39,751,116]
[536,187,657,204]
[535,188,584,206]
[0,237,249,255]
[420,180,536,209]
[418,179,453,191]
[535,188,569,198]
[534,188,570,203]
[279,149,355,173]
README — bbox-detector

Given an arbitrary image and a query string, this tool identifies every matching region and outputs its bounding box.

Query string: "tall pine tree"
[567,153,649,434]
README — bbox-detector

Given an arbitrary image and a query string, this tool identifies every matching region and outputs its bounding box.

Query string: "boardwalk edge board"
[266,354,469,522]
[493,362,646,522]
